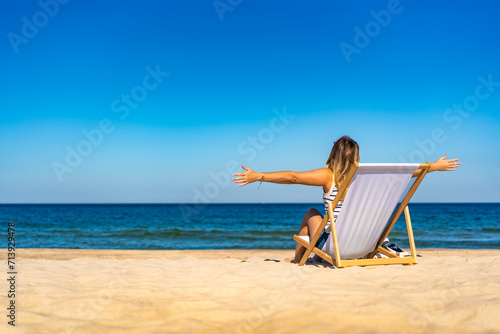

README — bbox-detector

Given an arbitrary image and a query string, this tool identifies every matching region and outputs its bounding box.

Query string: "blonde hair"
[326,136,359,190]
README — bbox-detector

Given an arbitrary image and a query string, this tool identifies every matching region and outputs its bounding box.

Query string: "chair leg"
[292,235,313,266]
[404,206,418,264]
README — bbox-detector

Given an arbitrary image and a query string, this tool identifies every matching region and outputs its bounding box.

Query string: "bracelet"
[257,172,264,189]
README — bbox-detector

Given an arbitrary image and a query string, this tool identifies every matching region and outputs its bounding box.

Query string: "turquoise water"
[1,203,498,249]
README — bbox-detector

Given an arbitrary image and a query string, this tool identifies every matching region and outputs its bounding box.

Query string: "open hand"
[232,166,259,186]
[432,154,461,171]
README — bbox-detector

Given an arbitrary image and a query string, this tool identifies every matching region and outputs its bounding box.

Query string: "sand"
[1,249,499,334]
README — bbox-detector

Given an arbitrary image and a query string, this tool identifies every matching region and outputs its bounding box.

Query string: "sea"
[1,203,499,250]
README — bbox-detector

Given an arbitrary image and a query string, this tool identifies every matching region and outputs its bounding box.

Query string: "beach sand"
[1,249,499,334]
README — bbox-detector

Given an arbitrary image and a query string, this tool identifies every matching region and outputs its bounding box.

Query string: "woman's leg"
[293,208,323,263]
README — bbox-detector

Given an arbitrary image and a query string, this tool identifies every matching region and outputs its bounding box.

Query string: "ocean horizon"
[2,203,499,250]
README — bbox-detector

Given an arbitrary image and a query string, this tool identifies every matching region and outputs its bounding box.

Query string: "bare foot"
[283,257,296,263]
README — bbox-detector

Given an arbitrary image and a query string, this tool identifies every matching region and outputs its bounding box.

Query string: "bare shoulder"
[292,168,333,187]
[311,168,333,192]
[314,167,333,176]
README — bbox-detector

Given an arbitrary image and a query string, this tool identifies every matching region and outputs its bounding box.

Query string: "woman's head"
[326,136,359,190]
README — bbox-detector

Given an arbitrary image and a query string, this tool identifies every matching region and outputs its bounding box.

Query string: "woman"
[232,136,460,263]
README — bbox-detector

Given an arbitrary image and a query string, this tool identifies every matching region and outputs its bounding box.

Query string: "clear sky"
[1,0,499,203]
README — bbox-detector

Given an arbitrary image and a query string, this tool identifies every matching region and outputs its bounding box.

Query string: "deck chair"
[293,162,431,268]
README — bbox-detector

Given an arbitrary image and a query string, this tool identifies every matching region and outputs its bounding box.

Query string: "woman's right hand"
[431,154,461,172]
[232,166,259,186]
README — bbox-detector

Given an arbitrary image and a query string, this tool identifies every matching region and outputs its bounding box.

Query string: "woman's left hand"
[232,166,259,186]
[432,154,461,171]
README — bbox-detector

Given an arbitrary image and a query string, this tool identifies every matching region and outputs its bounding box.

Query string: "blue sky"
[1,0,499,203]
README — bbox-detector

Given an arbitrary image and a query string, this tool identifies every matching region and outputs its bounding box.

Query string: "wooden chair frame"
[293,162,431,268]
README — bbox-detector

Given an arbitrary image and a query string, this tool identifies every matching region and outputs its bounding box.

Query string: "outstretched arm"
[412,154,461,177]
[232,166,332,189]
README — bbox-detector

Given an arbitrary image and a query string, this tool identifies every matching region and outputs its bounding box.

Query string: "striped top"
[323,176,342,233]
